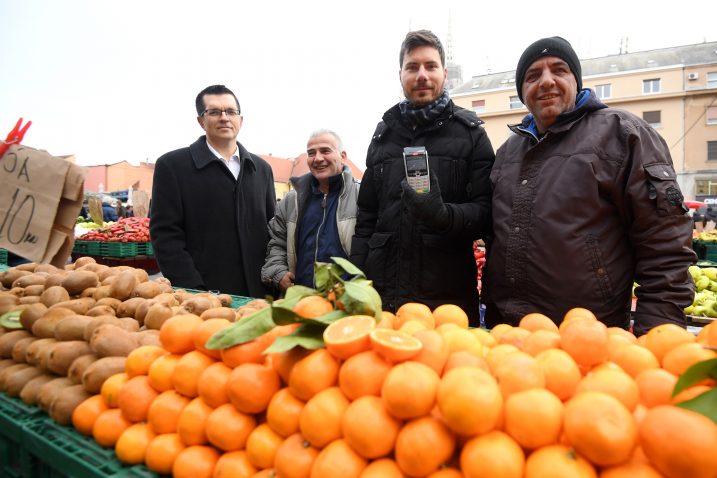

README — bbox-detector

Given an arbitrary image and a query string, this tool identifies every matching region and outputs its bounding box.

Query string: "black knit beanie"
[515,36,582,102]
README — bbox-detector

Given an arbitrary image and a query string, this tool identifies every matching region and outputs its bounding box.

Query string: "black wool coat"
[150,136,275,298]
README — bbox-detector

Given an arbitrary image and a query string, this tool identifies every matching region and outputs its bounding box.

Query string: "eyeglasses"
[202,109,240,117]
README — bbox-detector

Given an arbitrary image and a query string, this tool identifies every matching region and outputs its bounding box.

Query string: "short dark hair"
[195,85,240,116]
[399,30,445,68]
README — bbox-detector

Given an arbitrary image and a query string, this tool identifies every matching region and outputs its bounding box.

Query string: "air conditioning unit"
[688,72,699,80]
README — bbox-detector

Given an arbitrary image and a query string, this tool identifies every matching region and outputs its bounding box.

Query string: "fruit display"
[695,230,717,242]
[1,258,716,478]
[78,217,150,242]
[686,266,717,318]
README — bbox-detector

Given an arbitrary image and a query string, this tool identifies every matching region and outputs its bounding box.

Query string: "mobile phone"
[403,146,430,193]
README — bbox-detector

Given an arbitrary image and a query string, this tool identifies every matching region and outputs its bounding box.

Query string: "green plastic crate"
[0,394,42,478]
[0,248,7,265]
[97,242,139,257]
[704,242,717,262]
[181,288,255,309]
[72,241,101,256]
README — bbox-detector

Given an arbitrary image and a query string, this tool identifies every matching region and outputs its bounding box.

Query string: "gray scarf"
[399,90,450,127]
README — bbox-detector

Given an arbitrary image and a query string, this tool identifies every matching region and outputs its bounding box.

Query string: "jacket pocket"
[584,234,614,302]
[365,232,394,290]
[644,163,689,217]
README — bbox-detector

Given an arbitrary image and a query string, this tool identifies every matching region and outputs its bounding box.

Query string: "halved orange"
[369,328,423,363]
[323,315,376,359]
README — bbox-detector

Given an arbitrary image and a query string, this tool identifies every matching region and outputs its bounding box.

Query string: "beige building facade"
[451,42,717,201]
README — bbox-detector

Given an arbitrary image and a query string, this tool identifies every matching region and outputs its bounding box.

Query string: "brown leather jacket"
[482,90,696,336]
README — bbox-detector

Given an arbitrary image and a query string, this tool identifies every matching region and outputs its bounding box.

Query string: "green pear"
[696,276,711,291]
[689,265,702,281]
[702,268,717,280]
[684,305,695,315]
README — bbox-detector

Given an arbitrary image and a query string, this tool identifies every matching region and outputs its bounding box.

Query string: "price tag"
[0,145,86,266]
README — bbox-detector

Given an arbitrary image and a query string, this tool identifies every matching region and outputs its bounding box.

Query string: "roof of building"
[451,41,717,96]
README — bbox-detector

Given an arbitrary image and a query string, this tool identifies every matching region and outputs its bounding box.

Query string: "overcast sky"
[1,0,715,173]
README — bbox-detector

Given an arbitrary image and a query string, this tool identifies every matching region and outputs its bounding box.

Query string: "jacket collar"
[189,136,256,172]
[511,89,607,140]
[382,99,458,131]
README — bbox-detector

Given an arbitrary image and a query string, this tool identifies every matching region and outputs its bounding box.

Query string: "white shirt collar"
[206,140,240,179]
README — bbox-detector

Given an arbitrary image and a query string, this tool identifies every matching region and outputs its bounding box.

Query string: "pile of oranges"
[69,299,717,478]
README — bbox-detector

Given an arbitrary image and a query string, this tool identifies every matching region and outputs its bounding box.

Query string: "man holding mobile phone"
[350,30,495,325]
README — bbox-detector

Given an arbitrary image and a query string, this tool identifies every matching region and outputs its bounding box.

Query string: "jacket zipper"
[314,193,328,266]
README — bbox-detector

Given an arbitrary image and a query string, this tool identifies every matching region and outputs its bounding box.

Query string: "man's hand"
[279,271,295,291]
[401,175,450,230]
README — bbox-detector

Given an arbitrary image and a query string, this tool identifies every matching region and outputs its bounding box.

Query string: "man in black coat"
[150,84,275,298]
[350,31,495,325]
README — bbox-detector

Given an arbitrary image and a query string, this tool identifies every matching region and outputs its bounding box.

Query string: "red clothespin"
[0,118,32,158]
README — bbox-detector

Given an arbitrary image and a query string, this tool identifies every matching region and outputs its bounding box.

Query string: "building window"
[708,72,717,89]
[643,78,661,94]
[695,179,717,195]
[595,84,612,99]
[710,141,717,161]
[643,111,661,128]
[472,99,486,113]
[708,107,717,125]
[509,96,523,109]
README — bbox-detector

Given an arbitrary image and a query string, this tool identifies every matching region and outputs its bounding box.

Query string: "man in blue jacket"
[150,85,275,297]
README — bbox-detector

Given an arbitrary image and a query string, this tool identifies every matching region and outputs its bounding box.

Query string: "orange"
[576,368,639,411]
[485,343,521,373]
[176,396,213,446]
[117,375,160,423]
[412,329,450,374]
[172,350,216,398]
[266,387,305,437]
[442,328,484,355]
[125,345,169,378]
[524,444,597,478]
[273,433,319,478]
[535,348,582,401]
[359,458,405,478]
[427,469,463,478]
[489,323,514,341]
[459,430,525,478]
[671,384,712,404]
[228,362,281,414]
[205,402,256,451]
[145,433,186,475]
[147,389,190,434]
[643,323,696,364]
[213,450,256,478]
[639,405,717,478]
[298,386,349,448]
[196,361,232,408]
[519,313,559,333]
[271,347,311,385]
[443,350,490,375]
[436,322,461,335]
[148,353,181,392]
[369,328,422,362]
[560,307,598,329]
[341,395,401,459]
[437,367,502,436]
[381,361,440,419]
[635,368,678,408]
[92,408,133,448]
[398,319,428,335]
[293,295,333,318]
[432,304,469,329]
[493,352,546,398]
[221,331,275,368]
[395,416,456,477]
[100,372,129,408]
[395,302,435,330]
[662,342,717,376]
[560,318,610,367]
[523,330,561,356]
[72,394,109,436]
[246,423,283,469]
[250,470,277,478]
[323,315,375,359]
[504,388,564,449]
[498,327,532,349]
[310,438,368,478]
[600,461,666,478]
[115,422,156,465]
[338,350,391,400]
[160,314,204,354]
[607,327,638,343]
[563,391,637,466]
[288,348,340,401]
[610,344,659,378]
[172,445,220,478]
[193,317,231,359]
[703,321,717,347]
[471,327,498,348]
[376,311,396,329]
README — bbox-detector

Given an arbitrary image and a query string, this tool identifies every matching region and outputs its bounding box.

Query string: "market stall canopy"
[686,200,707,209]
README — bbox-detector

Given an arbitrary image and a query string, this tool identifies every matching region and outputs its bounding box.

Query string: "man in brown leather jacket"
[482,37,696,336]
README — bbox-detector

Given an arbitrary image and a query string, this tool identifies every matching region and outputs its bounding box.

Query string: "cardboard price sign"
[0,145,86,267]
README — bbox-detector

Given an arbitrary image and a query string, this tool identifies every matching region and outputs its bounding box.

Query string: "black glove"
[401,174,451,230]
